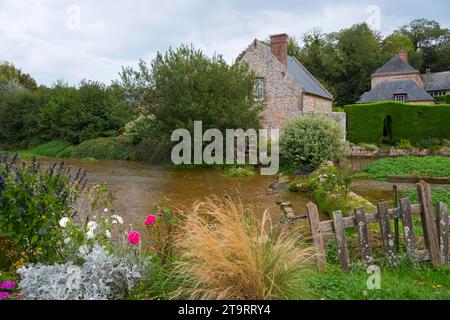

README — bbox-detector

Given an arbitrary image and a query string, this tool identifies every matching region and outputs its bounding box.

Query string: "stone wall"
[303,93,333,113]
[346,145,450,158]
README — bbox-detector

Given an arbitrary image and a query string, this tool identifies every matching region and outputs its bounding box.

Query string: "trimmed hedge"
[345,102,450,145]
[435,94,450,104]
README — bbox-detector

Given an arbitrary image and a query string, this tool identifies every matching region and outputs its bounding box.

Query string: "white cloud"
[0,0,448,86]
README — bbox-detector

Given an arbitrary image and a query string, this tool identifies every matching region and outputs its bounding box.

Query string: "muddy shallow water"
[39,158,313,225]
[37,157,449,225]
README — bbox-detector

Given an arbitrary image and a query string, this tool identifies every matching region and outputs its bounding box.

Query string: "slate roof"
[357,79,434,103]
[421,71,450,91]
[258,42,333,100]
[374,55,417,74]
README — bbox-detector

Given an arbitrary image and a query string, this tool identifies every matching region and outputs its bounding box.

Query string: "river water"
[39,158,313,226]
[37,157,448,226]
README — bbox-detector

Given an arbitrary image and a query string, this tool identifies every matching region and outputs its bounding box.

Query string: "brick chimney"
[270,33,288,68]
[398,48,408,64]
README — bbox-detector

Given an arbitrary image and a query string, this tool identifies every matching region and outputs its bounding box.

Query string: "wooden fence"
[290,181,449,273]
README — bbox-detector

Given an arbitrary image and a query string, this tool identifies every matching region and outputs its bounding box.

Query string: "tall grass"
[172,196,315,300]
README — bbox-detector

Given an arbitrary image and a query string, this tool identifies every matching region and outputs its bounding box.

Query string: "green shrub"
[20,140,73,158]
[221,166,256,177]
[71,137,136,160]
[396,139,414,150]
[123,115,155,144]
[417,137,442,150]
[280,116,344,166]
[300,165,375,216]
[134,136,173,164]
[345,102,450,145]
[0,155,85,265]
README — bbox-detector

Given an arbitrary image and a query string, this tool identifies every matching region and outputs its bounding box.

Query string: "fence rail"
[295,181,449,272]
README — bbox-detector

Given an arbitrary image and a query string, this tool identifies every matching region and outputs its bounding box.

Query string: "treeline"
[288,19,450,105]
[0,46,259,163]
[0,78,135,149]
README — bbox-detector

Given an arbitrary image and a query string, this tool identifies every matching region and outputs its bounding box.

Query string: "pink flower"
[0,292,9,300]
[145,215,157,226]
[0,281,15,290]
[128,231,140,245]
[158,209,164,214]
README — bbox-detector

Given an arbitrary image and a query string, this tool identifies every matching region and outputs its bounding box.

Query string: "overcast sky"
[1,0,449,86]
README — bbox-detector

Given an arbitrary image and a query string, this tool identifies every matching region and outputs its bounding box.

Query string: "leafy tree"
[381,33,423,70]
[329,23,384,105]
[0,62,37,90]
[150,45,262,135]
[397,19,450,71]
[38,81,134,144]
[0,88,44,148]
[116,59,155,113]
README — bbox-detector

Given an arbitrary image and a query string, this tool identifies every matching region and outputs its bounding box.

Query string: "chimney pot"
[270,33,288,68]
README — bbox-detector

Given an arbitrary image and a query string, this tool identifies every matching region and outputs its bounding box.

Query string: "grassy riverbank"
[354,156,450,181]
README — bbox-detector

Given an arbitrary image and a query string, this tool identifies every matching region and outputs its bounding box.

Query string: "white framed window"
[394,94,406,102]
[254,78,265,101]
[430,90,447,97]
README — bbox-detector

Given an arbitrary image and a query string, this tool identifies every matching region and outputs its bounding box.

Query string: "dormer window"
[255,78,265,101]
[394,94,406,102]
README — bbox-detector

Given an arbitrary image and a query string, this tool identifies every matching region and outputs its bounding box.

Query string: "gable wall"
[303,93,332,113]
[240,41,304,129]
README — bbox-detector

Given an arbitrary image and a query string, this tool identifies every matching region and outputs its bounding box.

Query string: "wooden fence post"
[377,201,397,265]
[399,198,418,264]
[417,181,442,265]
[307,202,327,273]
[354,207,373,267]
[436,202,448,265]
[332,211,350,272]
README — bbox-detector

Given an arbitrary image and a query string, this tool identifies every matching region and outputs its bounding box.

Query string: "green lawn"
[308,263,450,300]
[402,188,450,208]
[356,156,450,181]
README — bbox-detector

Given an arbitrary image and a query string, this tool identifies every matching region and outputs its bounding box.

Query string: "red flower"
[128,231,140,245]
[145,215,157,226]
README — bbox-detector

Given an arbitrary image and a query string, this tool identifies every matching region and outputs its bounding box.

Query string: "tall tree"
[0,62,38,90]
[381,33,423,70]
[397,19,450,71]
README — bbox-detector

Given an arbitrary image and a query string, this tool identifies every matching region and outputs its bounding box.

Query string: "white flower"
[105,230,111,238]
[111,215,123,225]
[104,208,109,213]
[78,245,89,255]
[87,221,98,231]
[86,230,95,239]
[64,238,71,245]
[59,217,70,228]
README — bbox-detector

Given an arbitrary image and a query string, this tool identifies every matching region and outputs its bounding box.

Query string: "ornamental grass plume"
[172,196,316,300]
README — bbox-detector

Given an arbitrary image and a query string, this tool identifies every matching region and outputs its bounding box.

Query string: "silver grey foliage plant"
[17,245,145,300]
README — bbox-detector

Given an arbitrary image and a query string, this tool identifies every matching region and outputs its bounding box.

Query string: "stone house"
[357,49,450,104]
[237,33,334,129]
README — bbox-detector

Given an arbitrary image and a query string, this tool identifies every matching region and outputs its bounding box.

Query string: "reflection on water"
[39,158,313,225]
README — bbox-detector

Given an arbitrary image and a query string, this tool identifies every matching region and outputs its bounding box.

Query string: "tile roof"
[421,71,450,91]
[259,42,333,100]
[374,54,418,74]
[357,79,434,103]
